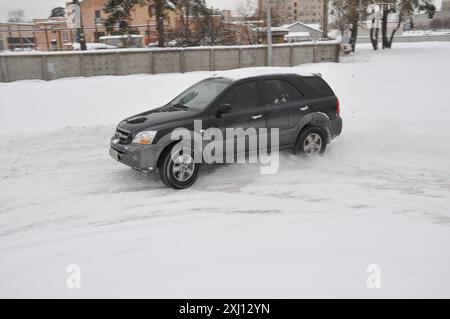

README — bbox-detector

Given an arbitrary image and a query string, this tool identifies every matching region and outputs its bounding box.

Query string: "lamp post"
[265,0,272,66]
[72,0,87,51]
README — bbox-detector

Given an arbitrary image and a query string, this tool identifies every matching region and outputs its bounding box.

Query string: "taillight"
[336,97,341,117]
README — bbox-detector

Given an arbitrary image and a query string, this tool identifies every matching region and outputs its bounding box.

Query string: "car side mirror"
[216,103,231,117]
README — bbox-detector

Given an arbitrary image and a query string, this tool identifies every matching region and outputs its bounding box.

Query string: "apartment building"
[0,22,36,51]
[33,17,70,51]
[258,0,323,25]
[66,0,179,44]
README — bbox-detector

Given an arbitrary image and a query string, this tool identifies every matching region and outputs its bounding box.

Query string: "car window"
[299,77,334,97]
[171,78,230,110]
[221,81,258,110]
[263,79,303,105]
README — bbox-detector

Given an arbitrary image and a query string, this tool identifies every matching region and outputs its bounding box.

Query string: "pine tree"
[104,0,145,35]
[50,7,66,18]
[148,0,177,47]
[176,0,210,46]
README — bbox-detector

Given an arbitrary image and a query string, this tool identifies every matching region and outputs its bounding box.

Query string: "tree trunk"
[387,13,403,49]
[350,17,359,52]
[381,5,389,49]
[157,15,165,47]
[370,26,379,50]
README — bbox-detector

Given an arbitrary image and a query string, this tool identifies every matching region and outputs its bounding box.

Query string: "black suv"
[110,72,342,189]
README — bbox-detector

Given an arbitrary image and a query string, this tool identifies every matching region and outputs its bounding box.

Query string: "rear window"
[263,79,304,106]
[297,77,335,98]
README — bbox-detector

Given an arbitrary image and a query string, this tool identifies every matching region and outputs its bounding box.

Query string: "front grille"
[116,127,132,144]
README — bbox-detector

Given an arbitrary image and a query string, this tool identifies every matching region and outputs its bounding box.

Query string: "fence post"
[180,48,185,73]
[210,47,215,71]
[335,44,340,63]
[79,53,86,77]
[264,44,269,67]
[149,51,154,74]
[0,56,9,83]
[115,52,121,75]
[289,44,294,67]
[238,47,243,68]
[313,43,317,63]
[42,55,49,81]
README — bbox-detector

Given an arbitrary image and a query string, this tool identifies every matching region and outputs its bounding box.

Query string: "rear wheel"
[295,127,327,156]
[159,144,200,190]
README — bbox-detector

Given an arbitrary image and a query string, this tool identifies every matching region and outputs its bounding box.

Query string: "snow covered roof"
[261,26,290,33]
[281,22,322,33]
[305,23,322,31]
[209,67,316,81]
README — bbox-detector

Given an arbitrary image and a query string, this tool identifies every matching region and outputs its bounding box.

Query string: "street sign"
[67,4,81,29]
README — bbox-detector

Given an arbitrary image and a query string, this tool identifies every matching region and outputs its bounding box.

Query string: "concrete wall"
[0,42,340,83]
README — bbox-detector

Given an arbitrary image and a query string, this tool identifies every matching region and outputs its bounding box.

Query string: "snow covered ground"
[1,42,450,298]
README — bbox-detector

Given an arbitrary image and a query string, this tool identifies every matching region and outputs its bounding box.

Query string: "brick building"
[0,22,36,51]
[258,0,324,25]
[32,17,70,51]
[1,1,249,51]
[67,0,179,44]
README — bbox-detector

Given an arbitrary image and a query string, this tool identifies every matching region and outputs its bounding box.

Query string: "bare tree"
[7,9,26,23]
[234,0,259,44]
[236,0,257,18]
[330,0,349,37]
[199,8,233,45]
[381,0,435,49]
[235,0,283,44]
[175,0,210,46]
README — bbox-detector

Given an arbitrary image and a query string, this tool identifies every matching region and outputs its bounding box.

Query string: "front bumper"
[110,138,160,172]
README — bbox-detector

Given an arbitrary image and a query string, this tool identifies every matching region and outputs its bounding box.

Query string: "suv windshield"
[170,78,231,110]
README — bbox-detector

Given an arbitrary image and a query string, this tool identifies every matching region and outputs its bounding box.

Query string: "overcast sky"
[1,0,444,22]
[0,0,243,22]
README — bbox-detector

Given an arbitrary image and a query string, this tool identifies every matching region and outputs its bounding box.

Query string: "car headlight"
[132,131,157,145]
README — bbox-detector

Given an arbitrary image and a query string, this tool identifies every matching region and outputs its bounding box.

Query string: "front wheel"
[159,145,200,190]
[295,127,327,156]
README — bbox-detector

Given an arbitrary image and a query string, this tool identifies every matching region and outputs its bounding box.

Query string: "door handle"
[252,114,263,120]
[300,105,310,111]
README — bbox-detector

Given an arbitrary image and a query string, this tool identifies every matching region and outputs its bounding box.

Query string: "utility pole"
[323,0,329,39]
[72,0,87,50]
[265,0,272,66]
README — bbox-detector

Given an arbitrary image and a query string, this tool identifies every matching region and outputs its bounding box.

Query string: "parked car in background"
[99,35,144,48]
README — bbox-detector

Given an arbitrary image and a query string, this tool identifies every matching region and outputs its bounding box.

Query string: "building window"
[95,10,102,25]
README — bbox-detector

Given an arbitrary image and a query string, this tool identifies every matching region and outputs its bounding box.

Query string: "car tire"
[295,126,327,156]
[158,144,200,190]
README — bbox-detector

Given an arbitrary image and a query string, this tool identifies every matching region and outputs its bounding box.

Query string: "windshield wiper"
[171,103,190,110]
